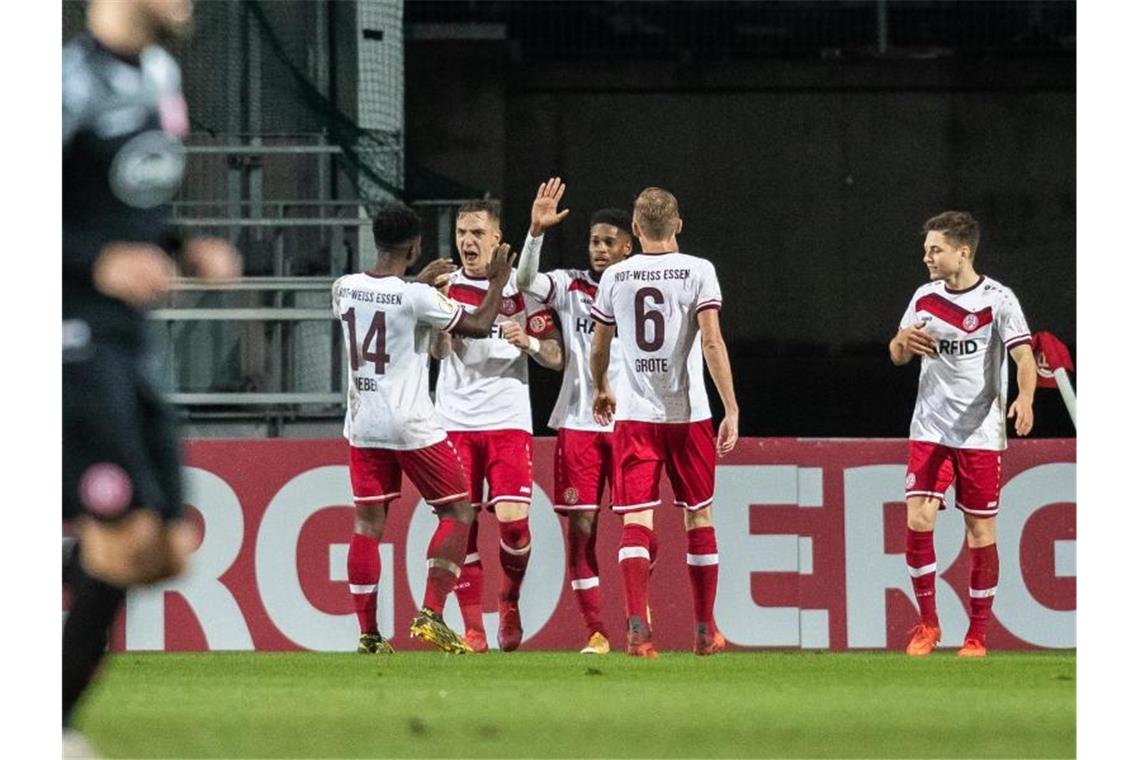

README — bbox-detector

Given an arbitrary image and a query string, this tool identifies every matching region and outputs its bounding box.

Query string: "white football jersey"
[900,275,1031,450]
[332,274,463,450]
[434,269,556,433]
[591,252,721,424]
[529,268,627,432]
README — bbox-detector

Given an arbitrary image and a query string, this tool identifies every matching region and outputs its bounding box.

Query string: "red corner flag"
[1030,331,1076,428]
[1030,332,1074,389]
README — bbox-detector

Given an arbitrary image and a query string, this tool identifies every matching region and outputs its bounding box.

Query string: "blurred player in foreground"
[334,203,515,655]
[62,0,241,752]
[889,211,1036,657]
[516,178,634,654]
[432,201,562,651]
[590,187,739,656]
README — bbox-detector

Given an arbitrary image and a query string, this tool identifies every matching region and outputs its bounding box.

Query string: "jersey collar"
[944,275,985,295]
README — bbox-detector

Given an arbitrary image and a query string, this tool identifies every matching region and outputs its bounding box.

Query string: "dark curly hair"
[371,202,421,249]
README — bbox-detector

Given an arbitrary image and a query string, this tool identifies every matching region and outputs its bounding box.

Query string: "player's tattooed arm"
[1007,344,1037,436]
[451,244,516,339]
[590,322,617,425]
[890,320,936,365]
[503,322,564,370]
[698,309,740,457]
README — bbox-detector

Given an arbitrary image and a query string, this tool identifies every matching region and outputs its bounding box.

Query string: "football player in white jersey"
[515,178,634,655]
[431,200,562,652]
[333,202,515,655]
[889,211,1037,658]
[590,187,740,657]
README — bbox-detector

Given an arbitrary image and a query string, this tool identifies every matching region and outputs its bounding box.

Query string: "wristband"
[526,336,541,354]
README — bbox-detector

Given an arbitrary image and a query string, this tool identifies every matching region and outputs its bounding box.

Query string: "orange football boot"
[905,623,942,656]
[958,638,987,657]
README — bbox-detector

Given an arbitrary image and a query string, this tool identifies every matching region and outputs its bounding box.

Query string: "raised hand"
[416,258,457,288]
[486,243,516,286]
[530,177,570,236]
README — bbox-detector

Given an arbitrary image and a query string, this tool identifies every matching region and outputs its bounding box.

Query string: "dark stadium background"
[63,0,1076,439]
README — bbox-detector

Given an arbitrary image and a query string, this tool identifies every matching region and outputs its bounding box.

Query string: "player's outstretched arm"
[452,243,516,338]
[590,322,617,425]
[698,309,740,457]
[1007,344,1037,436]
[889,322,936,366]
[517,177,569,294]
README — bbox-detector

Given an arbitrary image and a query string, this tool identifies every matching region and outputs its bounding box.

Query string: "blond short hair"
[633,187,680,241]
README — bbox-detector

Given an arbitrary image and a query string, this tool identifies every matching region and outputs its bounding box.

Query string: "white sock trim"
[571,576,600,591]
[349,583,377,594]
[907,562,938,578]
[686,553,719,567]
[500,540,532,557]
[618,546,651,562]
[464,552,481,565]
[427,557,462,577]
[969,586,997,599]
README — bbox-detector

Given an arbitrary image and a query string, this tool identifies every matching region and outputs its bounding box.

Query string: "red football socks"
[498,518,532,603]
[455,516,485,634]
[619,523,654,623]
[906,528,939,626]
[347,533,380,634]
[686,526,719,627]
[966,543,999,643]
[567,519,605,637]
[423,517,468,615]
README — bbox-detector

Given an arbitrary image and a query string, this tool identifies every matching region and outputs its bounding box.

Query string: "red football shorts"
[349,440,470,509]
[553,428,614,514]
[447,429,533,509]
[905,440,1002,516]
[611,419,716,513]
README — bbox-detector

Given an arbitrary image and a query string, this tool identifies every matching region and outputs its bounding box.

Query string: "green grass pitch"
[75,650,1075,758]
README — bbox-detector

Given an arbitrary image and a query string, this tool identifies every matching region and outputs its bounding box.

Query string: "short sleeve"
[695,260,723,314]
[590,268,616,326]
[996,289,1031,351]
[524,271,557,306]
[408,282,464,333]
[543,269,572,310]
[899,291,919,330]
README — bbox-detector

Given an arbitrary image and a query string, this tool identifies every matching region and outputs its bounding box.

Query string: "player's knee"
[684,507,713,531]
[353,503,387,537]
[495,500,530,522]
[568,512,595,535]
[622,510,654,529]
[963,515,996,546]
[439,500,474,525]
[905,498,940,531]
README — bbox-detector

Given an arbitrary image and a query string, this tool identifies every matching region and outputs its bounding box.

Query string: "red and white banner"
[105,438,1075,652]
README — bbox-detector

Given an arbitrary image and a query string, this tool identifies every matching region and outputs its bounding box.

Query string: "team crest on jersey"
[963,313,979,331]
[563,487,579,505]
[500,297,519,315]
[905,472,916,490]
[529,315,547,333]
